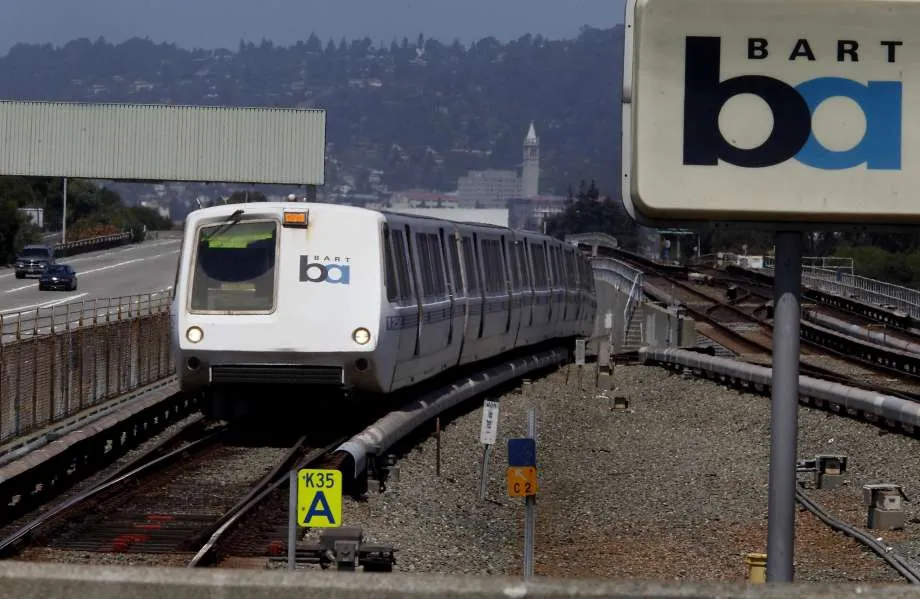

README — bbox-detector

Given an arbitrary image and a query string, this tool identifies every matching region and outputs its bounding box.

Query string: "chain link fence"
[0,292,175,443]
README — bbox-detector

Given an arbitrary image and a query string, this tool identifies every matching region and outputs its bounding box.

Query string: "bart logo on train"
[682,36,903,171]
[299,255,351,285]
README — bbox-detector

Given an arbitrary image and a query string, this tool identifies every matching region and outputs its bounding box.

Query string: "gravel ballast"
[332,362,920,583]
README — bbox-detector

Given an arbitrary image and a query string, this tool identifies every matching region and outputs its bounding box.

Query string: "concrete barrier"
[642,301,696,350]
[0,561,917,599]
[593,281,695,354]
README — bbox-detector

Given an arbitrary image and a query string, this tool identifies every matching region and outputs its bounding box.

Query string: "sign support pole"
[479,444,493,500]
[523,407,536,578]
[62,177,68,245]
[766,230,803,582]
[288,469,297,570]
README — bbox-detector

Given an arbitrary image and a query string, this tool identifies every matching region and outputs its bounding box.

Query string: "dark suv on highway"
[14,244,55,279]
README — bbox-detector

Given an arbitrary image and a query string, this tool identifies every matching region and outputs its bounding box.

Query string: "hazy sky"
[0,0,625,54]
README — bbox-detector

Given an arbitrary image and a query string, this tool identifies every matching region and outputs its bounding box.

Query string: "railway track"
[0,345,567,571]
[0,419,334,567]
[618,259,920,400]
[708,265,920,347]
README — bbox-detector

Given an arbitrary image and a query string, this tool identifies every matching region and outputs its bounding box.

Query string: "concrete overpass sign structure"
[0,100,326,241]
[623,0,919,582]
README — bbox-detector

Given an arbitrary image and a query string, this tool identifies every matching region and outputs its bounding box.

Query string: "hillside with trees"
[0,27,623,195]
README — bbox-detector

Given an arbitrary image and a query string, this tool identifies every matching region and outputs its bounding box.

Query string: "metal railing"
[53,231,133,257]
[762,255,855,275]
[591,257,645,347]
[760,263,920,320]
[565,232,620,251]
[624,274,643,338]
[1,290,173,342]
[0,293,175,444]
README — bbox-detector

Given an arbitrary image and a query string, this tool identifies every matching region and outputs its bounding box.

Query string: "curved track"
[597,246,920,400]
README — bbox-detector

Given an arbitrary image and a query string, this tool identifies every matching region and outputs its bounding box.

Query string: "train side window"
[521,242,531,290]
[542,244,551,288]
[494,239,505,292]
[383,225,398,302]
[427,232,448,299]
[461,236,479,294]
[476,236,487,292]
[561,248,570,290]
[404,225,424,304]
[530,243,546,289]
[483,238,503,294]
[566,250,577,290]
[503,237,520,291]
[415,232,434,300]
[446,231,462,297]
[517,242,530,290]
[552,246,564,289]
[438,228,454,296]
[390,229,413,302]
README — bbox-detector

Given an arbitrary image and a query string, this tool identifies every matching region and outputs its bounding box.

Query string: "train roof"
[186,201,568,245]
[376,207,560,242]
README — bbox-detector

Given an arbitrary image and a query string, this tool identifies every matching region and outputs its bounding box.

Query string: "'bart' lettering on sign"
[297,468,343,528]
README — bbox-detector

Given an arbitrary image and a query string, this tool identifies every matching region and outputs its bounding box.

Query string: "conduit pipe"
[803,310,920,356]
[639,347,920,429]
[335,347,567,478]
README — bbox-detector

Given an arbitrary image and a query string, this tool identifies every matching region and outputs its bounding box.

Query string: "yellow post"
[745,553,767,583]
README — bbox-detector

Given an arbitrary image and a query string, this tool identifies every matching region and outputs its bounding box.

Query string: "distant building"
[389,190,459,208]
[454,122,542,206]
[508,196,568,231]
[521,122,540,198]
[455,169,521,207]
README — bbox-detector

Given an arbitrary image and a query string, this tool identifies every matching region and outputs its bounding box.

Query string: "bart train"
[170,202,597,419]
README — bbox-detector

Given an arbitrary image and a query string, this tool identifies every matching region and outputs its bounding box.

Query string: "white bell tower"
[521,122,540,198]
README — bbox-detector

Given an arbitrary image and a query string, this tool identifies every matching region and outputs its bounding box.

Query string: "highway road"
[0,239,180,339]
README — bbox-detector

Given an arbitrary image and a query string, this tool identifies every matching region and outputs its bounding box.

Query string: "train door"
[412,228,452,358]
[440,226,466,367]
[459,233,485,363]
[385,225,421,372]
[515,238,534,345]
[502,234,522,348]
[528,240,551,331]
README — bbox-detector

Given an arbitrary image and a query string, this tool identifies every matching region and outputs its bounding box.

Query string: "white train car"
[171,202,596,419]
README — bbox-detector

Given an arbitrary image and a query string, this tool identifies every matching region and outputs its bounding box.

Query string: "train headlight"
[352,327,371,345]
[186,326,204,343]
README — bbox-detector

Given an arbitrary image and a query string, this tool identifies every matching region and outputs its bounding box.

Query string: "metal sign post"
[288,470,297,570]
[479,399,500,500]
[765,231,803,582]
[62,177,68,244]
[621,0,920,585]
[507,408,538,578]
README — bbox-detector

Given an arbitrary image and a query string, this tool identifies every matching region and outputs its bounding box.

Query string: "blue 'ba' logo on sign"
[299,255,350,285]
[682,36,903,171]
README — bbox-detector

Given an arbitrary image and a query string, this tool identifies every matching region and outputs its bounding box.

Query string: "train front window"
[190,220,277,312]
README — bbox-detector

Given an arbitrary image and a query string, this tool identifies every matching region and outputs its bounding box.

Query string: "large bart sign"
[622,0,918,226]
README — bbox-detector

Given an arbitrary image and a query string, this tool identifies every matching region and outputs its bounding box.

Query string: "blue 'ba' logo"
[299,255,350,285]
[682,36,903,171]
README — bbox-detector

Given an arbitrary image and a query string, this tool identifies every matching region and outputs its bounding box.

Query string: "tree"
[0,26,626,193]
[544,183,638,248]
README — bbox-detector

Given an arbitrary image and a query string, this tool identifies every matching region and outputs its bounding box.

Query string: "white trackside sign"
[622,0,920,225]
[480,400,500,445]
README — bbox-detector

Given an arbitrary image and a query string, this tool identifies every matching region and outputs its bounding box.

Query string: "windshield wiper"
[201,209,245,242]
